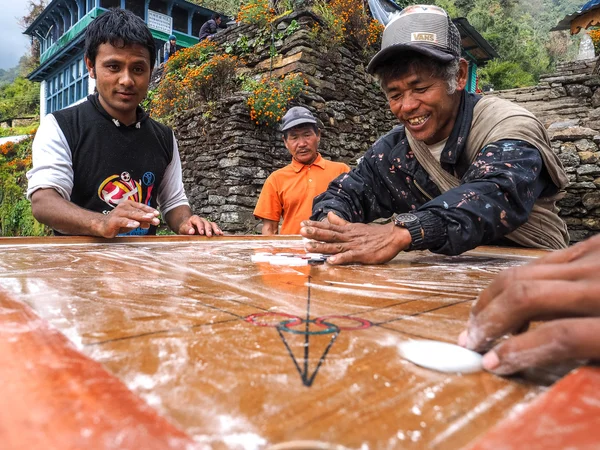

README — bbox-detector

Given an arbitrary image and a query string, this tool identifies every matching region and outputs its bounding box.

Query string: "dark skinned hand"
[178,215,223,236]
[458,234,600,375]
[299,211,412,265]
[98,200,160,238]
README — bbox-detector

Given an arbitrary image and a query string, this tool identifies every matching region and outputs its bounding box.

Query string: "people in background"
[459,233,600,374]
[254,106,350,235]
[27,9,222,238]
[198,13,222,41]
[300,4,568,265]
[163,34,178,63]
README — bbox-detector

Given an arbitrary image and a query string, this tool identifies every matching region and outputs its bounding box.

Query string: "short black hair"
[85,8,157,72]
[283,123,319,140]
[212,13,221,20]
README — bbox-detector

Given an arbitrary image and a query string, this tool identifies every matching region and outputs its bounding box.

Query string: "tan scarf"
[406,96,569,250]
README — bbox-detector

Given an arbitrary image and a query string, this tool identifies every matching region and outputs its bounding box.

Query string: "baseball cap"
[280,106,317,131]
[367,5,461,74]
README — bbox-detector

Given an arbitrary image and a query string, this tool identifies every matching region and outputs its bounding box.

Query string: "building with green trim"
[453,18,499,93]
[24,0,223,116]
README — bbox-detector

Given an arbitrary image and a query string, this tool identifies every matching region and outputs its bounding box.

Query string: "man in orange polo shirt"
[254,107,350,235]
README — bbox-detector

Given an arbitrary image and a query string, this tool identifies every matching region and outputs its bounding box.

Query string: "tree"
[0,75,39,120]
[18,0,48,74]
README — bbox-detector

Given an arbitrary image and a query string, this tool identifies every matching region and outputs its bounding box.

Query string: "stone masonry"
[175,13,600,242]
[175,11,395,233]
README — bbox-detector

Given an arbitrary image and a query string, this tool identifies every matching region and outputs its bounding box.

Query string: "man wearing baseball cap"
[300,5,568,263]
[254,106,350,235]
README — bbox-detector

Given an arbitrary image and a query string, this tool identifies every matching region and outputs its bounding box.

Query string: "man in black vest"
[27,9,222,238]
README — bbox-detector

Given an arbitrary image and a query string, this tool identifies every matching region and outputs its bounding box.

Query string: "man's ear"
[85,56,95,79]
[456,58,469,91]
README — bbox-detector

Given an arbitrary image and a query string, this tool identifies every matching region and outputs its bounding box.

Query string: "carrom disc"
[397,339,483,374]
[267,440,349,450]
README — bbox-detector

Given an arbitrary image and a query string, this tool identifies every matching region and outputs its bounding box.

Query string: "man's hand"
[177,215,223,236]
[95,201,160,238]
[458,234,600,375]
[299,211,411,265]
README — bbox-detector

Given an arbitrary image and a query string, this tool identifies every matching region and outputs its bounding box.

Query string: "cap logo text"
[411,32,436,43]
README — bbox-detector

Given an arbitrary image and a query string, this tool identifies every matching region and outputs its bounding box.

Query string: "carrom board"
[0,236,598,450]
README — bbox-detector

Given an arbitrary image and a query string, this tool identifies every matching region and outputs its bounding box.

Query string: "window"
[100,0,120,9]
[45,54,90,114]
[172,5,188,33]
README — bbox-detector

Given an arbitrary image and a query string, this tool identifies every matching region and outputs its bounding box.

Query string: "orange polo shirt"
[254,154,350,234]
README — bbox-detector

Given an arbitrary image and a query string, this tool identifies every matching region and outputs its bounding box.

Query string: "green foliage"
[455,0,584,90]
[0,124,38,138]
[0,136,50,237]
[0,67,19,88]
[188,0,241,18]
[0,77,39,121]
[478,59,535,90]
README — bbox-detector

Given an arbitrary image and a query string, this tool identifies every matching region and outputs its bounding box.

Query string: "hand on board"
[458,234,600,375]
[300,211,411,265]
[178,215,223,237]
[97,200,160,238]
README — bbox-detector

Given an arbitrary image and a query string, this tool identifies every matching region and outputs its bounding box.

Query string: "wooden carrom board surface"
[0,236,598,450]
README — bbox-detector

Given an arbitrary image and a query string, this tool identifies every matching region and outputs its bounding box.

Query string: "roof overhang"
[553,2,600,34]
[453,17,499,65]
[28,33,85,82]
[24,0,221,37]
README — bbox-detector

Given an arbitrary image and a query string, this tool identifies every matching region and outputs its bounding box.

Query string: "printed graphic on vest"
[97,171,156,235]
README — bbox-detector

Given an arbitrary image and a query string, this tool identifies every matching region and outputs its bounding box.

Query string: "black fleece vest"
[53,94,173,235]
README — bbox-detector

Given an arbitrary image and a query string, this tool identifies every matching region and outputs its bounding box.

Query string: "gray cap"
[367,5,461,74]
[280,106,317,131]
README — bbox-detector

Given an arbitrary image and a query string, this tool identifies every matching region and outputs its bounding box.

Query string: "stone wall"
[492,58,600,242]
[175,14,600,242]
[175,11,396,233]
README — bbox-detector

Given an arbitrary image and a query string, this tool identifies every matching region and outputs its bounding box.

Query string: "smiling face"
[383,58,468,145]
[85,42,151,125]
[283,124,320,165]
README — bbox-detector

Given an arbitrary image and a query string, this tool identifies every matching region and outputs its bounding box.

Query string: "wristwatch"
[394,213,424,250]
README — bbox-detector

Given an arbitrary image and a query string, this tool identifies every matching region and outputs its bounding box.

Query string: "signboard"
[147,10,172,35]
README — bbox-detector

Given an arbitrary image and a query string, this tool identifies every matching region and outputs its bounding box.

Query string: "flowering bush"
[246,73,307,128]
[164,40,217,73]
[0,141,16,158]
[151,41,240,118]
[0,133,50,236]
[237,0,275,27]
[311,0,383,51]
[588,29,600,55]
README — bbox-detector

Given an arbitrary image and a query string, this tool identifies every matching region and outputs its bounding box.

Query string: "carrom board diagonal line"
[187,286,271,313]
[374,299,474,326]
[276,326,308,386]
[339,295,444,317]
[84,317,241,347]
[305,331,339,387]
[373,323,435,341]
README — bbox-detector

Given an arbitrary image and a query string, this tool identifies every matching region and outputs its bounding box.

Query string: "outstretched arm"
[459,234,600,375]
[31,188,160,237]
[163,204,222,236]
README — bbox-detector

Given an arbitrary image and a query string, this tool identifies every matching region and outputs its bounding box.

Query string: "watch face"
[396,213,419,224]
